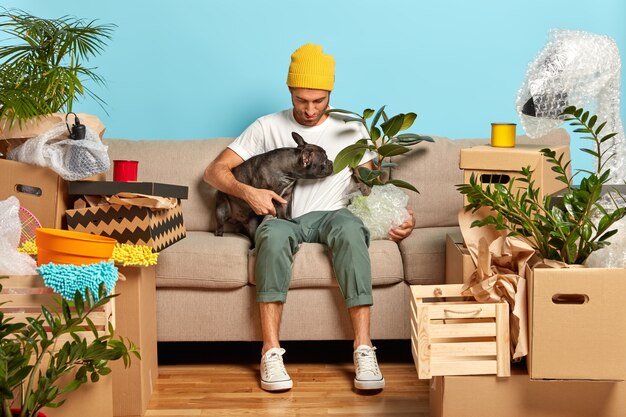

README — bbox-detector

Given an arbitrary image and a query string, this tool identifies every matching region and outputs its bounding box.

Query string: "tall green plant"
[0,281,139,417]
[457,106,626,264]
[328,106,433,192]
[0,9,115,127]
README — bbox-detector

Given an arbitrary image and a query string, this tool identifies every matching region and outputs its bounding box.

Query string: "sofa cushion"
[248,239,404,288]
[400,225,462,285]
[156,231,250,289]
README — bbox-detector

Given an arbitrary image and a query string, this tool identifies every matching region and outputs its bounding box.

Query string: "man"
[204,44,415,392]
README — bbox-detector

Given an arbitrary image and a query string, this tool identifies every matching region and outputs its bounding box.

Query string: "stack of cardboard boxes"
[0,115,187,417]
[423,144,626,416]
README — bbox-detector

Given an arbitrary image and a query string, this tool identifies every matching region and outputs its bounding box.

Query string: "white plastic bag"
[0,196,37,275]
[347,184,409,240]
[8,122,110,180]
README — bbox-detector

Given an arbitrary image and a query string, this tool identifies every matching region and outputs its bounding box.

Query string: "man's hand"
[242,185,288,217]
[388,208,415,242]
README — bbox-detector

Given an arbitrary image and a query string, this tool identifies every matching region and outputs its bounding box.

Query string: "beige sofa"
[104,129,569,342]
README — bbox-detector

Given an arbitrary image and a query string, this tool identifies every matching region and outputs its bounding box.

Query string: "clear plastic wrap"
[516,29,624,183]
[0,196,37,275]
[517,29,626,267]
[347,184,409,240]
[7,122,110,181]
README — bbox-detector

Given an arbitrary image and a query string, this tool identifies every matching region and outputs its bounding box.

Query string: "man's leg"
[254,219,303,391]
[260,302,283,354]
[318,209,384,390]
[349,305,372,350]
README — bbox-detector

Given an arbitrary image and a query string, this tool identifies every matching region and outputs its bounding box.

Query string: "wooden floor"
[144,341,430,416]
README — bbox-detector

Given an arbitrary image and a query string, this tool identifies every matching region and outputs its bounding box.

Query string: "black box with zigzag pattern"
[65,203,186,251]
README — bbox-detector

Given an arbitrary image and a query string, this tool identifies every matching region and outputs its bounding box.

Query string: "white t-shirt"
[229,109,373,218]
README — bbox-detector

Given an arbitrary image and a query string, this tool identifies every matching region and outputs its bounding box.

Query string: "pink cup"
[113,160,139,182]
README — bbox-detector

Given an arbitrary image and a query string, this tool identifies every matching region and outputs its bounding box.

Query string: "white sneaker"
[353,345,385,390]
[260,347,293,391]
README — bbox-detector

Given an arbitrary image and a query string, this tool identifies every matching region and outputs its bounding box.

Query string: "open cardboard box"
[0,113,107,229]
[527,265,626,381]
[444,232,475,285]
[0,112,106,155]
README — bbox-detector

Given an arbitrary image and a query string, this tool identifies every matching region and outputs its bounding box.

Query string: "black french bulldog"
[215,132,334,242]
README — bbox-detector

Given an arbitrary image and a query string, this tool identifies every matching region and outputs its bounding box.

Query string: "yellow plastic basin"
[35,228,117,266]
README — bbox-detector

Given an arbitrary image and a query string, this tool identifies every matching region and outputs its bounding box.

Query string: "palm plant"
[0,9,115,128]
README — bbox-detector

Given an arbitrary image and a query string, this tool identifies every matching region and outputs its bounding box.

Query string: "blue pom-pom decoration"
[37,260,118,301]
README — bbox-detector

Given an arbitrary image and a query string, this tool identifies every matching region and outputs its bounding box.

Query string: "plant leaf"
[333,144,368,173]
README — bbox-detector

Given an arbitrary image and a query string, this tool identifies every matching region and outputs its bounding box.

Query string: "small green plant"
[0,9,115,128]
[0,281,139,417]
[457,106,626,264]
[327,106,433,192]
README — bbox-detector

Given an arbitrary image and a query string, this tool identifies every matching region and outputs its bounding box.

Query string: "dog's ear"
[299,149,312,167]
[292,132,307,147]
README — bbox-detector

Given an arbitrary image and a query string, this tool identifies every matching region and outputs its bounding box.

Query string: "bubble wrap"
[516,29,625,183]
[0,196,37,275]
[517,29,626,267]
[7,122,110,181]
[347,184,409,240]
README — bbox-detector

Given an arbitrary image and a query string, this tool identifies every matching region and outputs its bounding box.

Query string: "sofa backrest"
[105,128,570,232]
[391,128,570,228]
[104,138,233,232]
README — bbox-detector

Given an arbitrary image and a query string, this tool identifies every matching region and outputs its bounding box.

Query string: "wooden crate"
[409,284,510,379]
[0,275,114,347]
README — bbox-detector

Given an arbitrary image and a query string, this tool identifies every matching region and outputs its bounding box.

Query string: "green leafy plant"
[0,280,139,417]
[327,106,433,192]
[457,106,626,264]
[0,9,115,128]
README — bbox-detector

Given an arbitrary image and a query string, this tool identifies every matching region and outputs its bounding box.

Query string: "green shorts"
[254,208,372,308]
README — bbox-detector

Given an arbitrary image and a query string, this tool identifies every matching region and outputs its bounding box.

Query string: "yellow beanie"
[287,44,335,91]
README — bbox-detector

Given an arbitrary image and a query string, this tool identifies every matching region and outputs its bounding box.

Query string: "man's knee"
[255,220,298,252]
[326,210,370,246]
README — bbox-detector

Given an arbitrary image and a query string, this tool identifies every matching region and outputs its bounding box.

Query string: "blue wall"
[3,0,625,173]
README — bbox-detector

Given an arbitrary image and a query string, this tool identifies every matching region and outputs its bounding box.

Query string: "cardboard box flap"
[459,144,569,171]
[0,113,106,140]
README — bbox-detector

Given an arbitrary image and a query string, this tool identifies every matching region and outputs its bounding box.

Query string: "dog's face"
[298,144,334,178]
[291,132,333,179]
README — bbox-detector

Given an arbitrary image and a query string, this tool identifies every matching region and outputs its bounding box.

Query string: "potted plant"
[0,281,139,417]
[0,9,115,128]
[326,106,433,239]
[457,105,626,265]
[328,106,433,192]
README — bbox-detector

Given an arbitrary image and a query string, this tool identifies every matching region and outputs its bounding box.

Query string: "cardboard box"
[459,144,570,203]
[0,158,69,229]
[445,233,475,284]
[65,203,186,251]
[111,266,158,416]
[0,112,106,156]
[527,265,626,381]
[0,275,114,417]
[431,364,626,417]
